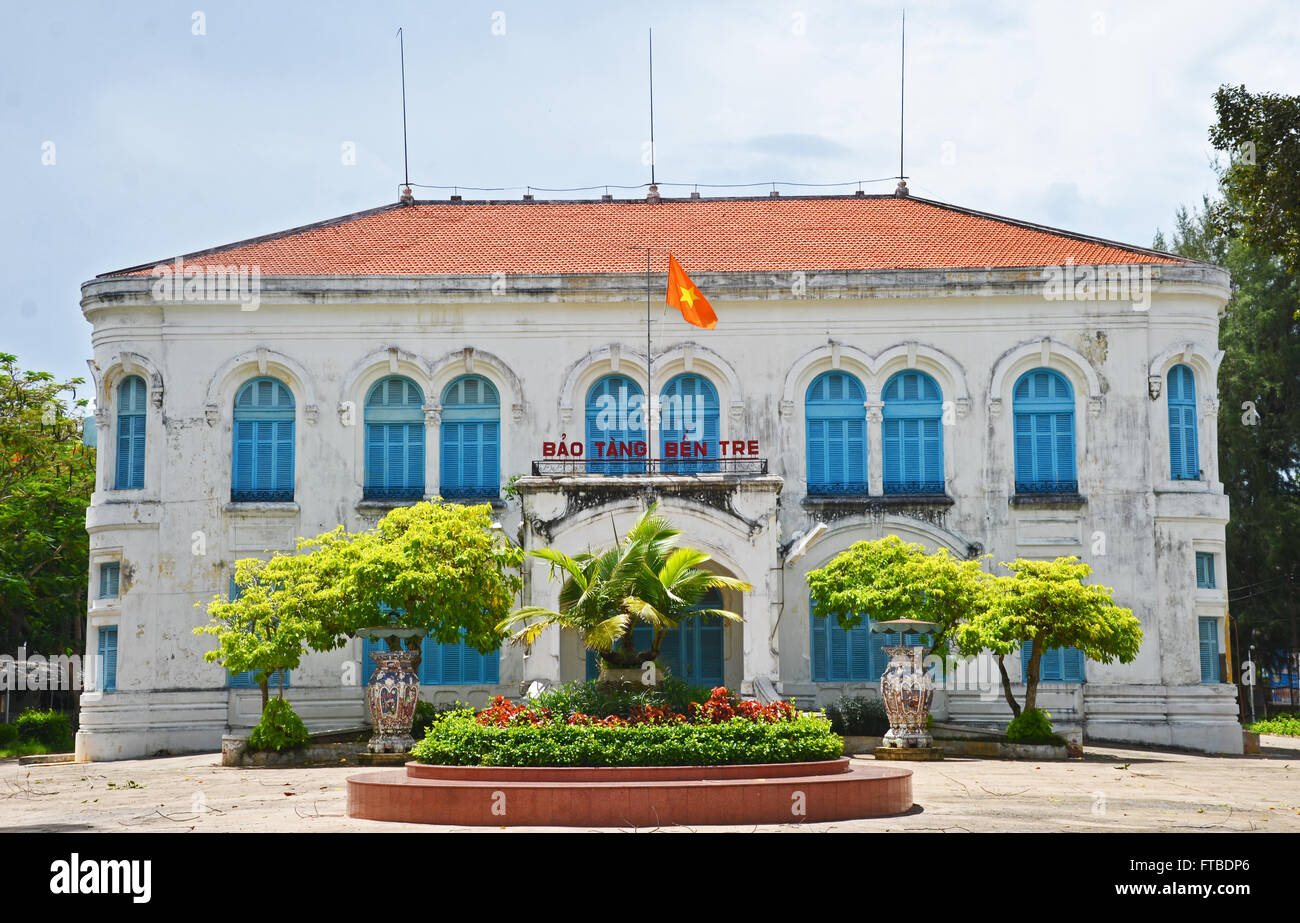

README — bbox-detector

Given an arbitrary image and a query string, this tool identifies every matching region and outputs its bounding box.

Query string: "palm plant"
[498,504,750,679]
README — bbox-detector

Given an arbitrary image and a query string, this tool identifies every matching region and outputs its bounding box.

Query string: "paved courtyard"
[2,737,1297,833]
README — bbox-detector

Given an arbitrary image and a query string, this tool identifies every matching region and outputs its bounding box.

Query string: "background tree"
[805,535,991,659]
[0,352,93,655]
[954,557,1142,719]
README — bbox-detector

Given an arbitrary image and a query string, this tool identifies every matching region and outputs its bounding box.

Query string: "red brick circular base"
[347,758,912,826]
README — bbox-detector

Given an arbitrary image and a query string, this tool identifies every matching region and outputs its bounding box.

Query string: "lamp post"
[870,617,943,760]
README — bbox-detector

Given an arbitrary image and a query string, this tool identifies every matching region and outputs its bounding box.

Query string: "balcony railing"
[531,458,768,477]
[1015,479,1079,495]
[362,486,425,501]
[440,485,503,500]
[882,480,947,495]
[230,488,294,502]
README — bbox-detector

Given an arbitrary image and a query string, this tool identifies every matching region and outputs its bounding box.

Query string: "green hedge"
[0,724,17,748]
[411,712,843,767]
[824,695,890,737]
[14,709,73,752]
[248,697,310,752]
[1248,715,1300,737]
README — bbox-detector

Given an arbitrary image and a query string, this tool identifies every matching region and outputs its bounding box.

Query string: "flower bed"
[410,687,843,767]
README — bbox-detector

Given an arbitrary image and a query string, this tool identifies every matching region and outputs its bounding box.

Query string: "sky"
[2,0,1298,392]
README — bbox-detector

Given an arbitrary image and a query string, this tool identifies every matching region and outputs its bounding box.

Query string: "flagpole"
[646,247,652,465]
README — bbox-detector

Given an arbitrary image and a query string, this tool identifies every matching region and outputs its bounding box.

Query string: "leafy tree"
[953,557,1141,718]
[805,535,991,659]
[196,501,524,711]
[1207,86,1300,291]
[0,353,93,655]
[499,504,748,677]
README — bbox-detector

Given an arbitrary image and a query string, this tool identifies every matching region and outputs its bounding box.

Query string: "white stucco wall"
[75,260,1240,758]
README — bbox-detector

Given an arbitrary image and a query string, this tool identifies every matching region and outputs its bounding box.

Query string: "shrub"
[247,697,310,752]
[1005,707,1063,745]
[0,724,17,747]
[824,695,890,737]
[1248,715,1300,737]
[413,699,466,739]
[412,710,843,767]
[14,708,73,751]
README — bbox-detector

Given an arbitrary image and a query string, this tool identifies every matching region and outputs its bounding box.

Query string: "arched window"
[882,370,944,494]
[586,587,725,686]
[660,373,719,474]
[1012,368,1077,494]
[1167,364,1199,480]
[364,377,426,500]
[231,377,295,502]
[805,371,867,495]
[585,375,646,475]
[440,376,500,499]
[114,375,147,489]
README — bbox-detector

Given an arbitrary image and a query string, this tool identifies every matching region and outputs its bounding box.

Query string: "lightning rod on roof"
[397,27,413,204]
[896,10,909,197]
[647,28,660,203]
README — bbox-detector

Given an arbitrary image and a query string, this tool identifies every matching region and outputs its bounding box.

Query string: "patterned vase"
[879,645,934,748]
[366,648,422,753]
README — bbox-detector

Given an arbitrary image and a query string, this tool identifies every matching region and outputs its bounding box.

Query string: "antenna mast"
[398,27,410,191]
[649,28,656,188]
[896,11,908,196]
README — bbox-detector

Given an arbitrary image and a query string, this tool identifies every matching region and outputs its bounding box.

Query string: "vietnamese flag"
[665,254,717,329]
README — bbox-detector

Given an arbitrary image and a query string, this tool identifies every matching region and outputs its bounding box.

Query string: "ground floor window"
[97,626,118,692]
[361,634,499,685]
[228,668,290,690]
[1198,617,1220,683]
[1020,641,1085,683]
[810,605,925,683]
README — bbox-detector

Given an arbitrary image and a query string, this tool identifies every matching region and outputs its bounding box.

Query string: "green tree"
[499,504,748,680]
[1207,86,1300,291]
[805,535,991,660]
[0,353,93,655]
[196,501,523,711]
[954,557,1142,718]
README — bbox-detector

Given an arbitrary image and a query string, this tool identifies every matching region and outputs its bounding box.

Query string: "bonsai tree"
[952,556,1142,719]
[806,535,991,658]
[195,557,314,713]
[499,503,749,682]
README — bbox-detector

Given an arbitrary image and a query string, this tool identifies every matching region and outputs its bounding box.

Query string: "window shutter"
[845,418,866,488]
[811,608,828,682]
[99,562,120,599]
[274,419,294,494]
[869,627,890,682]
[923,418,943,487]
[232,420,254,494]
[848,619,870,681]
[1021,640,1032,683]
[480,422,498,490]
[254,420,274,490]
[1062,647,1085,683]
[98,626,118,692]
[828,615,849,681]
[1199,618,1219,683]
[806,420,827,490]
[882,418,901,487]
[901,418,922,484]
[365,423,385,490]
[441,422,462,493]
[698,616,724,686]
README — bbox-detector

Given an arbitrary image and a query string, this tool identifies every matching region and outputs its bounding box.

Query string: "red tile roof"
[106,195,1183,277]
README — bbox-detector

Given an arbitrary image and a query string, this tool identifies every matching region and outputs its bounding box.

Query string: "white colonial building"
[76,189,1240,760]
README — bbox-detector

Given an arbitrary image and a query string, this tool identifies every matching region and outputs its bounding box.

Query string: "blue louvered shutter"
[1014,369,1075,493]
[586,375,645,475]
[441,422,462,494]
[364,377,425,499]
[847,620,870,681]
[1022,641,1083,683]
[806,372,866,494]
[827,614,850,681]
[883,372,944,493]
[1062,646,1085,683]
[97,625,118,692]
[1168,365,1199,480]
[869,627,890,682]
[232,378,294,501]
[697,616,724,686]
[660,374,719,474]
[114,376,146,489]
[441,376,500,497]
[1196,552,1215,588]
[811,605,829,682]
[1199,618,1220,684]
[98,562,120,598]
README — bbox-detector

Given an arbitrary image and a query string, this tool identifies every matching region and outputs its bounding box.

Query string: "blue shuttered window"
[231,377,295,502]
[586,375,646,475]
[97,626,118,692]
[440,376,500,499]
[1021,641,1085,683]
[660,374,720,474]
[361,633,500,686]
[98,562,120,599]
[364,377,426,500]
[1013,369,1077,494]
[1167,364,1199,480]
[585,589,725,686]
[1195,552,1216,589]
[805,371,867,495]
[810,601,925,682]
[224,575,290,689]
[114,376,147,489]
[882,370,944,494]
[1198,618,1220,684]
